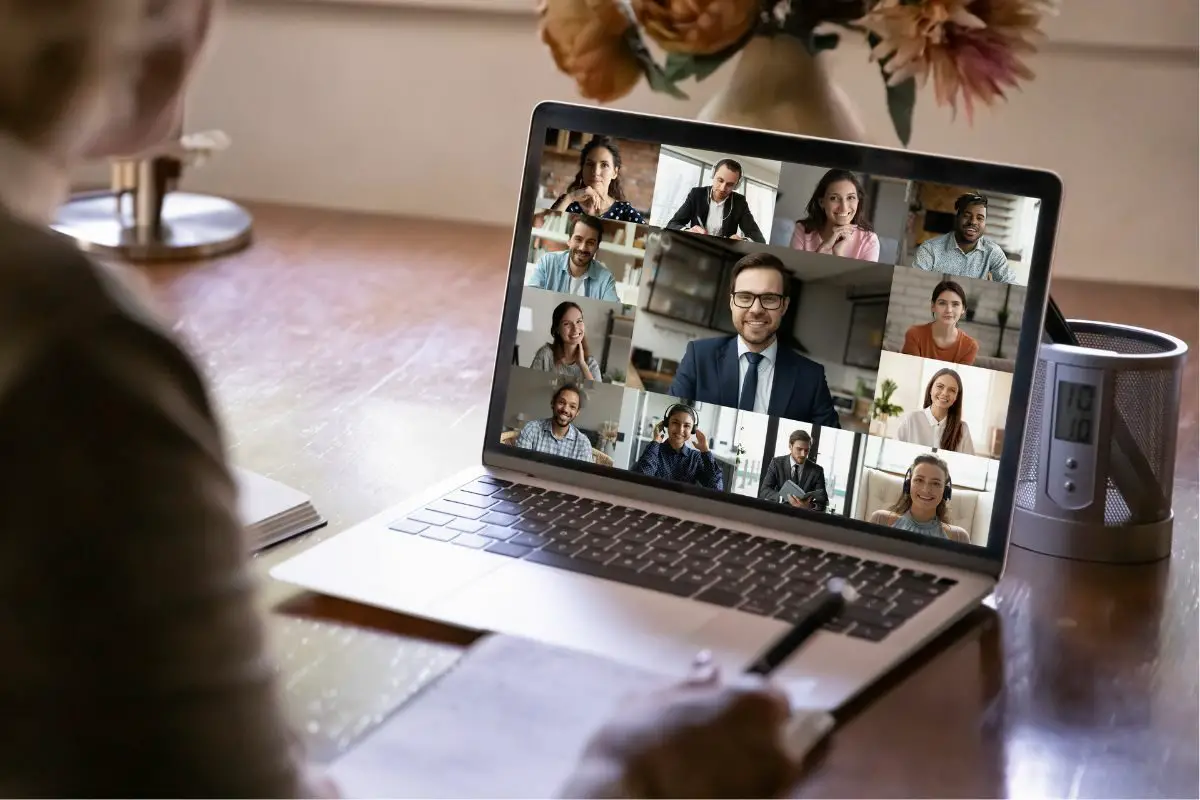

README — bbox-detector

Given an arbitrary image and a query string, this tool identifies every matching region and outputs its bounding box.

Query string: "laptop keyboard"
[388,477,958,643]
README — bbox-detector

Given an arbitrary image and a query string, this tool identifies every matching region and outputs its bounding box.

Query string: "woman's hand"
[654,424,667,444]
[694,429,709,453]
[571,186,603,214]
[818,225,855,255]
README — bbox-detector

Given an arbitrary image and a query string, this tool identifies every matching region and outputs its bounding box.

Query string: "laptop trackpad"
[428,560,716,674]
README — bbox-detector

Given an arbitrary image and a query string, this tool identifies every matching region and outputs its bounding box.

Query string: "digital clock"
[1053,380,1096,444]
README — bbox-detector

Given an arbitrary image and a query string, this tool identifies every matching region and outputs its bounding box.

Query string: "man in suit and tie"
[758,429,828,512]
[664,158,766,243]
[668,251,840,427]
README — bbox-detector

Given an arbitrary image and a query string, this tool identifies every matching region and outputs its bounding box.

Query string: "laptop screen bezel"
[483,101,1062,575]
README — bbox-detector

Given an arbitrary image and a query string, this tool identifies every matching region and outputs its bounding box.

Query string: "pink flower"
[856,0,1055,120]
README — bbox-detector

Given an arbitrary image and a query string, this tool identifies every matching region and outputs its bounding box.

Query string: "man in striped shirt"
[912,193,1016,284]
[527,214,620,301]
[515,383,595,463]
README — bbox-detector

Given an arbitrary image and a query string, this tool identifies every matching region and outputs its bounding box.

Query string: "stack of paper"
[233,466,325,551]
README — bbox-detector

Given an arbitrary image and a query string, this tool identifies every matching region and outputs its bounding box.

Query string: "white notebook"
[326,633,835,798]
[233,467,325,551]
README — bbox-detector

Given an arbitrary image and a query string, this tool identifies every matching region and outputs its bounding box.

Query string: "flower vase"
[697,35,870,143]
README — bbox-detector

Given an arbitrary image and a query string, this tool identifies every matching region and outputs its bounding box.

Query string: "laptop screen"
[488,105,1059,561]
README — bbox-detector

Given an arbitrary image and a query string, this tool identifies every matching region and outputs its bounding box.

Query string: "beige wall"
[80,0,1198,288]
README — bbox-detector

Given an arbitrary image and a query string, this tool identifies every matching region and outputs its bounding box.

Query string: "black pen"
[743,578,858,677]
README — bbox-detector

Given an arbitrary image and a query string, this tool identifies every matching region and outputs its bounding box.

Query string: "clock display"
[1054,380,1096,444]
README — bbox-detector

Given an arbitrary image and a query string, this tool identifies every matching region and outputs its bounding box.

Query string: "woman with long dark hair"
[530,301,602,382]
[790,169,880,261]
[893,368,976,455]
[550,136,646,223]
[901,280,980,365]
[868,454,971,543]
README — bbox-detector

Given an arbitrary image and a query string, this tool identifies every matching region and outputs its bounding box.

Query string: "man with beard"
[515,383,595,462]
[758,429,828,512]
[669,252,839,427]
[912,193,1015,283]
[527,214,620,301]
[664,158,766,243]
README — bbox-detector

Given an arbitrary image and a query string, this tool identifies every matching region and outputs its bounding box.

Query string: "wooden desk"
[140,202,1199,798]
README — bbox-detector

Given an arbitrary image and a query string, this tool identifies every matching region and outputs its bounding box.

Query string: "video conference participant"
[912,192,1015,283]
[757,429,827,511]
[530,301,602,382]
[789,169,880,261]
[868,454,970,543]
[549,136,646,223]
[893,367,976,455]
[515,383,594,463]
[631,403,723,491]
[665,158,766,243]
[901,280,979,365]
[527,214,620,302]
[669,252,840,427]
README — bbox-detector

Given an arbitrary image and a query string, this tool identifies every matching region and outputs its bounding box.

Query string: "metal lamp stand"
[51,129,253,261]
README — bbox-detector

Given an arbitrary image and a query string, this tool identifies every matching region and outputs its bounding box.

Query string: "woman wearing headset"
[868,454,970,543]
[893,368,977,455]
[900,280,979,365]
[530,301,602,382]
[632,404,724,491]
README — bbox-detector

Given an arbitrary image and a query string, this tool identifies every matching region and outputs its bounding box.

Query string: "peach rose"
[632,0,759,55]
[538,0,642,103]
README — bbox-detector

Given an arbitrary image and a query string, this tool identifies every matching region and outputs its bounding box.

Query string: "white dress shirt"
[736,338,776,414]
[895,407,976,455]
[706,196,727,236]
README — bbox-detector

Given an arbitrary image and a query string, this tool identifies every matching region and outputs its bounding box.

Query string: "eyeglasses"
[731,291,785,310]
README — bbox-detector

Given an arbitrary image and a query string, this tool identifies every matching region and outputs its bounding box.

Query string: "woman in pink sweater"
[790,169,881,262]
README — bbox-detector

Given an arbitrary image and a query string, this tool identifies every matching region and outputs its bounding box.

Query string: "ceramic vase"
[697,35,870,143]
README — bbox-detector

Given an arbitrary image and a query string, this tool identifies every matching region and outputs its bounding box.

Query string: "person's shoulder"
[944,523,971,543]
[869,509,898,526]
[690,335,732,357]
[779,346,825,374]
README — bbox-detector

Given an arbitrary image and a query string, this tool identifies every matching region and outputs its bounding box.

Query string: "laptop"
[271,102,1061,712]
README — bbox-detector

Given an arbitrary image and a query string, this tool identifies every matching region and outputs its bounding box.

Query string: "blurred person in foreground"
[0,1,806,796]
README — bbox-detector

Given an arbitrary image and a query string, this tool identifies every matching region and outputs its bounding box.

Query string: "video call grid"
[507,129,1045,547]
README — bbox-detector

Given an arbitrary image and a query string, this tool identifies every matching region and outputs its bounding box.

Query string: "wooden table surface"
[140,202,1199,799]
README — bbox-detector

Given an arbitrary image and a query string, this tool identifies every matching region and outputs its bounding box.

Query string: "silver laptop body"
[272,102,1062,712]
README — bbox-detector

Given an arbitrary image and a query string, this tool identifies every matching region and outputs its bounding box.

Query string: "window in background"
[813,427,859,516]
[730,411,770,497]
[651,151,704,226]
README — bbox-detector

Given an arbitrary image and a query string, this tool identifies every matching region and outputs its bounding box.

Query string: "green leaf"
[885,77,916,147]
[663,28,754,84]
[622,26,688,99]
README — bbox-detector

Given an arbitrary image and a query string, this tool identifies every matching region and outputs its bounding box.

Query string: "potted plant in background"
[871,378,903,437]
[537,0,1057,145]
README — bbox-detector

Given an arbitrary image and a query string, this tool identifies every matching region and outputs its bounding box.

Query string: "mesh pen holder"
[1013,320,1189,564]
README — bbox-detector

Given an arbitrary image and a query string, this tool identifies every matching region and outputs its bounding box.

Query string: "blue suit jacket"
[668,336,841,428]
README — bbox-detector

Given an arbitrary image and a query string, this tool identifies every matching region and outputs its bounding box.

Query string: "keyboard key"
[674,570,717,589]
[893,579,953,597]
[649,538,690,553]
[643,565,685,580]
[480,511,520,527]
[647,550,683,567]
[486,541,533,558]
[476,525,516,541]
[695,588,744,608]
[419,528,458,542]
[899,569,940,582]
[887,595,933,618]
[426,500,486,520]
[587,522,626,537]
[545,526,585,543]
[513,518,552,534]
[614,542,652,558]
[847,624,890,642]
[738,599,779,617]
[509,532,550,549]
[719,552,761,568]
[491,501,524,516]
[460,481,501,496]
[843,605,901,630]
[823,617,852,633]
[545,540,585,557]
[616,529,657,545]
[409,509,454,527]
[447,518,484,534]
[388,519,428,535]
[475,476,512,487]
[524,550,694,598]
[451,533,491,549]
[522,508,563,524]
[578,547,616,564]
[611,556,653,571]
[679,556,715,573]
[446,491,498,509]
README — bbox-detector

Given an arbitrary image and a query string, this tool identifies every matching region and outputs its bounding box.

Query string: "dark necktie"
[792,463,801,486]
[740,352,763,411]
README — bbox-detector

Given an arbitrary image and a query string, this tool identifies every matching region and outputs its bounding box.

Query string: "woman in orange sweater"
[901,280,979,365]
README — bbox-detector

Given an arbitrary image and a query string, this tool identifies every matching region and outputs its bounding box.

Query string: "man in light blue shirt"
[527,214,620,302]
[912,193,1016,284]
[515,383,594,463]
